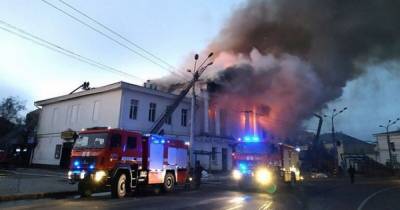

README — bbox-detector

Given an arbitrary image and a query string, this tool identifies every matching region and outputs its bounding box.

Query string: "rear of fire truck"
[68,128,190,198]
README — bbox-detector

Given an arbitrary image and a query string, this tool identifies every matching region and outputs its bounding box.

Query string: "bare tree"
[0,97,26,124]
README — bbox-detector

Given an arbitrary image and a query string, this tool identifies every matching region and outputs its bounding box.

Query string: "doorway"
[222,148,228,171]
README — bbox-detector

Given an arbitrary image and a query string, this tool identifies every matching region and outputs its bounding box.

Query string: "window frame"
[181,109,187,127]
[148,102,157,122]
[110,133,122,148]
[129,99,139,120]
[126,136,137,149]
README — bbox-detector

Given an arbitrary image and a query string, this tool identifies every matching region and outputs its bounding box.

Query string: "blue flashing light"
[73,160,80,167]
[242,135,260,142]
[151,135,166,144]
[239,163,248,173]
[252,136,260,142]
[89,164,95,170]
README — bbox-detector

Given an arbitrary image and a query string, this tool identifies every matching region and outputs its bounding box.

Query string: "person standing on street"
[194,160,204,189]
[348,165,355,184]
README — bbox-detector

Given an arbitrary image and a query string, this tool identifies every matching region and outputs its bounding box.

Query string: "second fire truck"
[231,135,302,191]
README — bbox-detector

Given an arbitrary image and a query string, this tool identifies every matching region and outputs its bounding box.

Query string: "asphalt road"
[1,177,400,210]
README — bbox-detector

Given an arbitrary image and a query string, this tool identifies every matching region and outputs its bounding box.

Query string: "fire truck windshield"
[236,142,269,154]
[74,133,108,149]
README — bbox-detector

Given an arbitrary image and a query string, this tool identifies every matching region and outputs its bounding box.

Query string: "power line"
[41,0,186,79]
[58,0,177,71]
[0,20,144,82]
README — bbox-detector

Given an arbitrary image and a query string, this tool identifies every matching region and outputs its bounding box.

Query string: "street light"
[188,52,214,166]
[324,107,348,174]
[379,117,400,168]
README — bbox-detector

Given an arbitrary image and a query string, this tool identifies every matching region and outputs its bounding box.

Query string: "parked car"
[310,172,328,179]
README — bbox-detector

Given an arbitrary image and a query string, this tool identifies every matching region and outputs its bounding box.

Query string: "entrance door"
[222,148,228,171]
[60,142,73,169]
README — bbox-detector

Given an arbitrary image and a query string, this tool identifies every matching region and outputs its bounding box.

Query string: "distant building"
[32,81,234,170]
[374,130,400,166]
[320,133,376,170]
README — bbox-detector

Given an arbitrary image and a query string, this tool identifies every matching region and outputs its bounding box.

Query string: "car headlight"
[232,169,242,180]
[94,170,107,182]
[255,168,272,185]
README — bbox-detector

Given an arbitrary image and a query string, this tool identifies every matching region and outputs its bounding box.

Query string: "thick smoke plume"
[159,0,400,137]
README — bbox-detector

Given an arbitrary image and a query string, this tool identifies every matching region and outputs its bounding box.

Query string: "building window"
[148,103,156,122]
[129,99,138,120]
[181,109,187,127]
[92,101,100,122]
[51,108,59,127]
[165,106,172,125]
[70,105,79,123]
[390,142,396,151]
[127,136,137,149]
[212,147,217,160]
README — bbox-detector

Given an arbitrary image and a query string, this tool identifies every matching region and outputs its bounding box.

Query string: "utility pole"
[379,118,400,169]
[313,113,323,169]
[187,52,214,166]
[324,107,347,174]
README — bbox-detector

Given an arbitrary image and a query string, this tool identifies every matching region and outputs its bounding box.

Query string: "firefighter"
[348,165,355,184]
[194,160,204,189]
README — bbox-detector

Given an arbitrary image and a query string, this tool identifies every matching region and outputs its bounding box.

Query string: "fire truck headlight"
[255,168,272,185]
[67,171,73,180]
[232,169,242,180]
[80,171,86,180]
[94,170,107,182]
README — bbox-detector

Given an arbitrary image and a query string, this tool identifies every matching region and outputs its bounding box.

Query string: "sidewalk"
[0,168,76,201]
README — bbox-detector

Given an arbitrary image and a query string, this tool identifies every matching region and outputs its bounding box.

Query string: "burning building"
[157,0,400,139]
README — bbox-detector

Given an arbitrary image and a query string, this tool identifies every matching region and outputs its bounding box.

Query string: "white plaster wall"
[119,89,191,136]
[32,90,122,165]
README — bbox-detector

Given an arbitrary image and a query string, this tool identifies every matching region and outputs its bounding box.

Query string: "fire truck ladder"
[149,56,213,134]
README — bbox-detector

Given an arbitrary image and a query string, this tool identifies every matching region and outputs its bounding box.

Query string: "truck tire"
[78,181,92,197]
[163,173,175,193]
[111,173,128,198]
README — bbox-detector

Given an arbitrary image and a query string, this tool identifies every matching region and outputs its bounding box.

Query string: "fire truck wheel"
[78,182,92,197]
[112,173,128,198]
[163,173,175,193]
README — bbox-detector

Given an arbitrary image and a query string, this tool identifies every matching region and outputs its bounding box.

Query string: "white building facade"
[32,82,234,171]
[374,131,400,166]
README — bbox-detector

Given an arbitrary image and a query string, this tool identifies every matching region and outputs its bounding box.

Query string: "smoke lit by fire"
[158,0,400,138]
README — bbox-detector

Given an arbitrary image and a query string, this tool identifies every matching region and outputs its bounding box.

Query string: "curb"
[0,191,78,202]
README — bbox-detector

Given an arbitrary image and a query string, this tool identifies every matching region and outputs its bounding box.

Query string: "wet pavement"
[1,177,399,210]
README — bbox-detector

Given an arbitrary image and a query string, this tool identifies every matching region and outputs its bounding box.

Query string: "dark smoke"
[204,0,400,137]
[209,0,400,97]
[157,0,400,137]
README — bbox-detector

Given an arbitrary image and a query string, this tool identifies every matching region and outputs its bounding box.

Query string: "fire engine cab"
[231,135,302,192]
[68,127,190,198]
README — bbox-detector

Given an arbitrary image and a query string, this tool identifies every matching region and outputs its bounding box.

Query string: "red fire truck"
[231,136,302,191]
[68,128,190,198]
[67,58,216,198]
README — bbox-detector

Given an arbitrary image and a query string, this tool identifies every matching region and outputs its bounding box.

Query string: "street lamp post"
[324,107,347,174]
[379,118,400,168]
[187,52,214,165]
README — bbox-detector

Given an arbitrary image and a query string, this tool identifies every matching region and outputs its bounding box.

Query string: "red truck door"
[109,132,123,163]
[122,132,142,165]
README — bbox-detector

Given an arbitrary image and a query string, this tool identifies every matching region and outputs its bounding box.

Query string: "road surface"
[1,177,399,210]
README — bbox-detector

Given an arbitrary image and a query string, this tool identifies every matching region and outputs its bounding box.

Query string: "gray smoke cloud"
[158,0,400,137]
